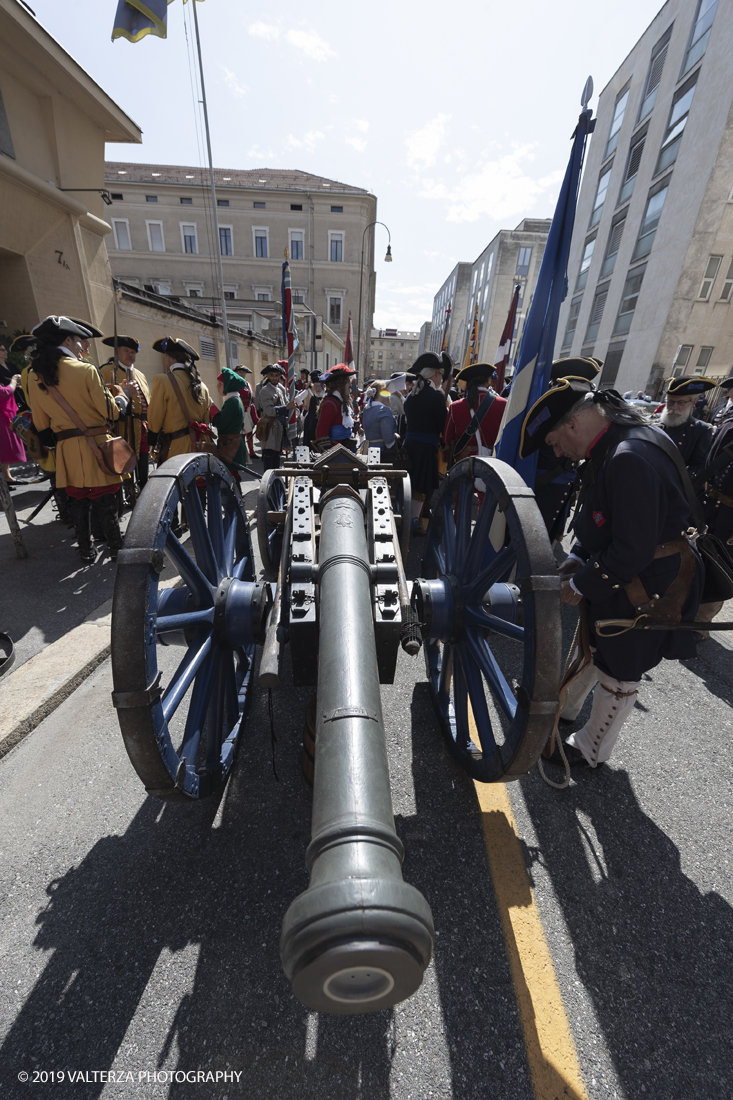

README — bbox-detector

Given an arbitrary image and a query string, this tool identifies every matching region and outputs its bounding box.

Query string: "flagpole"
[191,0,231,367]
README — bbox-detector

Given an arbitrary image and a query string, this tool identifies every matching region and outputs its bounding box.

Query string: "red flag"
[494,284,520,391]
[345,315,355,370]
[440,305,451,353]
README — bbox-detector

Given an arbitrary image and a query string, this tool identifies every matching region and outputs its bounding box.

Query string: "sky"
[32,0,666,330]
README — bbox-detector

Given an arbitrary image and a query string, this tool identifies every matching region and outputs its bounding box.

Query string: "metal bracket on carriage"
[111,671,163,710]
[514,685,560,715]
[116,547,165,573]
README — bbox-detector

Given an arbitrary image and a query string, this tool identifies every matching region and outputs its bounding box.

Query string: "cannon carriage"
[110,445,561,1015]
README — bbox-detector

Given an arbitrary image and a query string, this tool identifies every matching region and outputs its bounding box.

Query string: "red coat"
[443,390,506,454]
[238,383,258,423]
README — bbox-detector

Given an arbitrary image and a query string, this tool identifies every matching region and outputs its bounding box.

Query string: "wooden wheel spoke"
[223,509,238,574]
[164,531,215,607]
[162,628,214,722]
[178,645,217,764]
[463,627,517,722]
[454,480,473,566]
[460,496,499,583]
[441,502,457,574]
[156,608,215,633]
[463,545,517,603]
[184,484,218,584]
[206,478,226,580]
[464,604,524,642]
[456,642,498,757]
[451,647,474,753]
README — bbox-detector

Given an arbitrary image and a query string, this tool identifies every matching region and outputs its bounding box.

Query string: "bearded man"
[656,376,714,480]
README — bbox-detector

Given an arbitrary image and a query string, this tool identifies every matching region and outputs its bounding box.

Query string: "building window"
[695,346,714,370]
[146,220,165,253]
[181,223,198,254]
[329,297,342,325]
[516,246,532,276]
[145,195,158,203]
[257,293,269,301]
[293,291,305,303]
[585,287,609,342]
[632,183,669,261]
[217,199,229,208]
[112,219,132,250]
[600,343,626,386]
[639,27,672,121]
[253,227,268,258]
[254,201,266,209]
[331,205,344,213]
[604,88,630,160]
[110,193,123,201]
[683,0,719,75]
[601,215,626,278]
[673,345,694,375]
[330,232,344,262]
[199,337,217,359]
[590,164,613,227]
[289,230,304,260]
[180,197,193,205]
[618,131,646,205]
[187,288,201,298]
[655,74,698,175]
[576,236,596,290]
[144,281,171,295]
[698,255,723,299]
[562,297,583,347]
[612,266,646,335]
[219,226,233,256]
[224,291,235,300]
[718,258,733,301]
[291,203,303,211]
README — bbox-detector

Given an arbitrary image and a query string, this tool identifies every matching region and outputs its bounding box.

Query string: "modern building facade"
[0,0,141,353]
[555,0,733,392]
[368,327,420,381]
[428,219,551,372]
[104,162,376,375]
[418,321,431,356]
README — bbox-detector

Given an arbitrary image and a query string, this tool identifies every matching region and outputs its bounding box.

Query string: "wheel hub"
[213,578,270,648]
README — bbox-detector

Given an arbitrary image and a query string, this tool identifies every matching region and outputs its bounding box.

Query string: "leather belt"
[624,538,695,622]
[706,483,733,508]
[55,425,106,441]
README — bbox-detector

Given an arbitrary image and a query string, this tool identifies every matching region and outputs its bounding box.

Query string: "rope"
[537,600,593,791]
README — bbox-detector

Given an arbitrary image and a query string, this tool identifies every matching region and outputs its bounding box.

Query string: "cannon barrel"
[280,490,434,1014]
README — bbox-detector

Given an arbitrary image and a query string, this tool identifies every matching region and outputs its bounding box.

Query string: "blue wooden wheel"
[257,468,287,577]
[414,456,561,783]
[111,453,269,801]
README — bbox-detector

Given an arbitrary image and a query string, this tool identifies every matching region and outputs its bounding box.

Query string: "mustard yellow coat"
[21,364,55,473]
[101,361,151,458]
[28,357,124,490]
[147,368,211,459]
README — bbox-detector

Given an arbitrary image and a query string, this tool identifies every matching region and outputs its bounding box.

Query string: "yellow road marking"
[473,776,588,1100]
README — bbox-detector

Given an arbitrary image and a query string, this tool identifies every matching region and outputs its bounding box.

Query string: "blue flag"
[112,0,171,42]
[495,105,594,484]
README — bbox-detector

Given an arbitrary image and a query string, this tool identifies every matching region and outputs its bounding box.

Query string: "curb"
[0,573,182,762]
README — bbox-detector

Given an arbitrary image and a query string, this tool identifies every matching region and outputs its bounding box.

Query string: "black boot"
[69,498,97,564]
[53,490,75,529]
[93,493,124,561]
[137,453,149,489]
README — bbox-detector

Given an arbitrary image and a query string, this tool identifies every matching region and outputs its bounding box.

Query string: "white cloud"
[405,113,451,170]
[246,144,275,160]
[346,136,367,153]
[285,29,336,62]
[287,130,325,153]
[353,119,370,134]
[248,21,280,40]
[418,144,563,223]
[222,68,248,98]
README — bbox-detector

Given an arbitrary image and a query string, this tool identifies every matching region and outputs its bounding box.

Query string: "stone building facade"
[368,327,420,382]
[103,162,375,374]
[555,0,733,392]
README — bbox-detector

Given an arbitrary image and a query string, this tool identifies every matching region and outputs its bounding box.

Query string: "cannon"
[110,445,561,1014]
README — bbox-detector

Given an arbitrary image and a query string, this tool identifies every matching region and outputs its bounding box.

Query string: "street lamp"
[356,221,392,384]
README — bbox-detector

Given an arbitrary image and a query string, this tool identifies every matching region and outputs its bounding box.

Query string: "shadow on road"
[518,764,733,1099]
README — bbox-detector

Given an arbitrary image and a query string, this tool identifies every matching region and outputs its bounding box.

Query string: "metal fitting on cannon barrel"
[280,493,434,1014]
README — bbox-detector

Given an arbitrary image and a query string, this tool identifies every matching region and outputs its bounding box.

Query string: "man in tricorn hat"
[711,372,733,426]
[442,362,506,500]
[656,376,714,480]
[521,380,704,768]
[534,356,602,542]
[100,334,151,490]
[403,351,452,535]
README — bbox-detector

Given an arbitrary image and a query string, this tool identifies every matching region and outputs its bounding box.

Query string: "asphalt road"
[0,476,731,1100]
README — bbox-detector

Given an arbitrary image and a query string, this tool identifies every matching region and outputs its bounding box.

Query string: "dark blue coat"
[570,424,703,681]
[659,416,713,479]
[702,414,733,542]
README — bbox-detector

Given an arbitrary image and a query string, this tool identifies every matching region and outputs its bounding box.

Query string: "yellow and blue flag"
[112,0,201,44]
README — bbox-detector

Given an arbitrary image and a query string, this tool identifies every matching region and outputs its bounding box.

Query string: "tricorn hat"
[550,356,602,385]
[716,375,733,390]
[69,318,104,339]
[409,351,452,380]
[10,334,36,355]
[666,376,717,397]
[31,316,95,342]
[262,363,284,376]
[520,378,594,458]
[102,335,140,352]
[233,363,252,374]
[152,335,199,361]
[455,362,496,386]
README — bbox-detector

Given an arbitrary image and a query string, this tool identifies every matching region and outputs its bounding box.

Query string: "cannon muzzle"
[280,490,434,1013]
